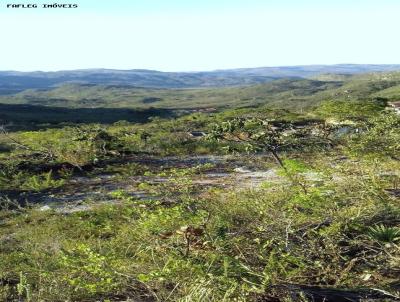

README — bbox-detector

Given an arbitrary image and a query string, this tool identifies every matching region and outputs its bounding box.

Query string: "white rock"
[234,167,252,173]
[39,205,52,212]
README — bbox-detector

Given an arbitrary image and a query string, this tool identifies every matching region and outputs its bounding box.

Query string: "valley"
[0,66,399,301]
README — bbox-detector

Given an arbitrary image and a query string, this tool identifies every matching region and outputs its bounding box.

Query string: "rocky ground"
[8,155,286,213]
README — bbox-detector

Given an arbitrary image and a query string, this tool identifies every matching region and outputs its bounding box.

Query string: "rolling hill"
[1,64,400,94]
[2,69,400,130]
[2,72,400,110]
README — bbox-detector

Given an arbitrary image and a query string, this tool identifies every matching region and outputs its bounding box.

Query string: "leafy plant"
[58,244,117,295]
[21,170,65,191]
[17,272,31,302]
[368,224,400,243]
[349,113,400,160]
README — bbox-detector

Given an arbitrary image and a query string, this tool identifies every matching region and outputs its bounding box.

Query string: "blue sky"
[1,0,400,71]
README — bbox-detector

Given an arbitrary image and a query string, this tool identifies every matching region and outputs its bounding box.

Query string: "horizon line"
[3,63,400,74]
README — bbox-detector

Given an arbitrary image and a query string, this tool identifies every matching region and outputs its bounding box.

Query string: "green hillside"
[2,72,400,111]
[2,72,400,130]
[0,79,340,110]
[1,64,400,94]
[0,70,399,301]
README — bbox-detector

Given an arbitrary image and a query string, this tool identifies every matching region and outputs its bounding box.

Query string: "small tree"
[207,118,334,194]
[207,118,296,169]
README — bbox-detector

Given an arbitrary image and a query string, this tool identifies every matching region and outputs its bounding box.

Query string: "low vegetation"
[0,77,399,301]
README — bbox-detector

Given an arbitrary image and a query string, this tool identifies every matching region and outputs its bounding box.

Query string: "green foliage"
[21,170,65,191]
[58,244,117,294]
[0,163,66,192]
[0,157,399,301]
[368,225,400,243]
[315,99,386,121]
[16,272,32,302]
[1,74,400,301]
[349,112,400,159]
[17,125,118,167]
[208,117,290,158]
[208,117,337,170]
[2,72,400,130]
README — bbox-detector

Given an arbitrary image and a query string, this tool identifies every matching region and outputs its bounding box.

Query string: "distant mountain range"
[1,64,400,94]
